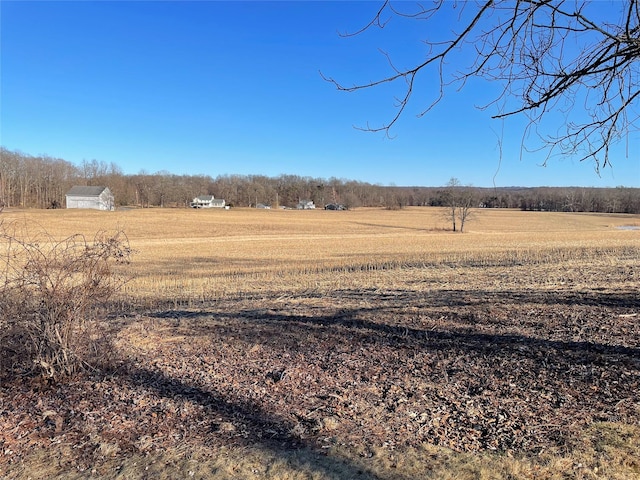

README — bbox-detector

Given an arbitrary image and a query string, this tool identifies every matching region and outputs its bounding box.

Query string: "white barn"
[65,186,115,211]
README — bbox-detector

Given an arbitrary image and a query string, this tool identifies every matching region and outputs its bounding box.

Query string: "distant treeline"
[1,147,639,213]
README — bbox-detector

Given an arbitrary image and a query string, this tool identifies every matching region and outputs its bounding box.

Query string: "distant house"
[191,195,226,208]
[297,200,315,210]
[65,186,115,211]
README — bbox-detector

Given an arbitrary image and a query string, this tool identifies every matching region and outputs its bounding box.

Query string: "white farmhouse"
[191,195,226,208]
[297,200,315,210]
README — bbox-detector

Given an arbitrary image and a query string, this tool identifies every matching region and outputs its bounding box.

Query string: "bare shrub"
[0,223,132,378]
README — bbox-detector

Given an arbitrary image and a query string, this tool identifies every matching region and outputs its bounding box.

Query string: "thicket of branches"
[1,147,639,213]
[0,224,132,378]
[325,0,639,170]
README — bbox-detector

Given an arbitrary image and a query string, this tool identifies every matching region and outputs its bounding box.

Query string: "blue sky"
[1,1,638,187]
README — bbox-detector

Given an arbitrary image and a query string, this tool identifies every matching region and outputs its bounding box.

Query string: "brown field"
[1,206,639,479]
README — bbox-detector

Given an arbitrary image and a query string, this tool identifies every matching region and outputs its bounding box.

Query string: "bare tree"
[324,1,640,171]
[444,177,476,232]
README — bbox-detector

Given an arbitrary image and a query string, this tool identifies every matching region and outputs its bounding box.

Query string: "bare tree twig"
[325,0,640,170]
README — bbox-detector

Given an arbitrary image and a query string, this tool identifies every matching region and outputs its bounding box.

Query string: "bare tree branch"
[326,0,640,170]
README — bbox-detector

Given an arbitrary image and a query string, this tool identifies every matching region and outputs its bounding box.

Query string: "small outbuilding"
[191,195,226,208]
[65,186,115,211]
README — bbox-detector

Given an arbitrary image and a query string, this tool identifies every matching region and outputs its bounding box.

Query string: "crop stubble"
[1,207,639,477]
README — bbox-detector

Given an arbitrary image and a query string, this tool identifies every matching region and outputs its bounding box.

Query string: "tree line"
[1,147,639,213]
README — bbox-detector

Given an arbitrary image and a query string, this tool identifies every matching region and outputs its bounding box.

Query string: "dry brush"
[0,222,132,378]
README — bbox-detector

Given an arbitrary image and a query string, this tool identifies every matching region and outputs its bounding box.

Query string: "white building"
[297,200,315,210]
[65,186,115,211]
[191,195,226,208]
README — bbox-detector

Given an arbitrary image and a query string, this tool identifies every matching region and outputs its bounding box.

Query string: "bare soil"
[1,258,638,476]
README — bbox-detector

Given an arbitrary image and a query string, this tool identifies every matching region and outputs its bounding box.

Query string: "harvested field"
[1,207,639,479]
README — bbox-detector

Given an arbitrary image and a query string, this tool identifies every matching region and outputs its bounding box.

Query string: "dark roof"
[66,186,109,197]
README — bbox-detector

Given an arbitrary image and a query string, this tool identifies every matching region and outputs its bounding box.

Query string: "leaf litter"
[1,262,638,472]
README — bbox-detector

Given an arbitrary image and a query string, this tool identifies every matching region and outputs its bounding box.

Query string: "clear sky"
[1,1,638,188]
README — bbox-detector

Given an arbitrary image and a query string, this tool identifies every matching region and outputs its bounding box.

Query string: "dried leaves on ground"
[1,261,639,475]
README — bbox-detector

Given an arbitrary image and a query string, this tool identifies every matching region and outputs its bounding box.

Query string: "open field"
[1,207,639,479]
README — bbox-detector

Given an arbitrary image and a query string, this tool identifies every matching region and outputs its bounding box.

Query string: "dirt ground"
[2,254,638,477]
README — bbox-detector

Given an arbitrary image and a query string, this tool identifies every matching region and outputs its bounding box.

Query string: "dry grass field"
[1,206,639,479]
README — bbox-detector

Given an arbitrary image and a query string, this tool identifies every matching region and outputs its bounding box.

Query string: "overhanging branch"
[325,0,640,170]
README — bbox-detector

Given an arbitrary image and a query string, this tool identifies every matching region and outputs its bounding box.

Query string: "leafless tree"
[444,177,476,232]
[323,0,640,171]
